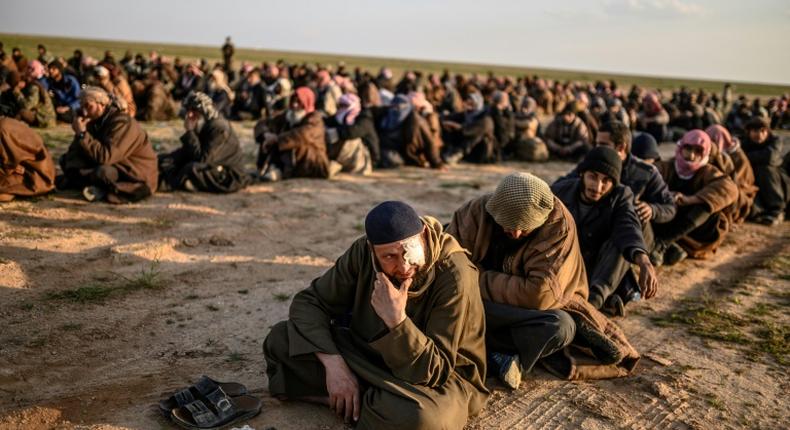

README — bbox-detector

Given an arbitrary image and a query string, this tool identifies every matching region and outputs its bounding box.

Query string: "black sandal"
[171,386,262,429]
[158,375,248,418]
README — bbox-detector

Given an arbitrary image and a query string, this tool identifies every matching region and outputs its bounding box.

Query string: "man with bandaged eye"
[263,201,488,429]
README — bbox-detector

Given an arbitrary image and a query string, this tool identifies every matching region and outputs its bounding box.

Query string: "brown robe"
[448,195,640,380]
[711,146,758,225]
[0,117,55,201]
[61,105,158,202]
[657,159,738,258]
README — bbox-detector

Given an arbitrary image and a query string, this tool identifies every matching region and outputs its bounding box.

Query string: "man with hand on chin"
[263,201,489,430]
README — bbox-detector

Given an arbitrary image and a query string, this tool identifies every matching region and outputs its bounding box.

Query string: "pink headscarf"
[27,60,45,80]
[674,130,711,179]
[316,70,332,88]
[643,92,662,115]
[408,91,433,113]
[705,125,738,153]
[293,87,316,114]
[335,93,361,125]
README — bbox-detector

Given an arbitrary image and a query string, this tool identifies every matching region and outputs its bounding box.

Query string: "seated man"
[441,90,497,164]
[511,97,548,162]
[46,61,81,123]
[0,116,56,201]
[375,94,445,170]
[324,93,376,175]
[705,125,758,225]
[544,104,591,160]
[263,201,489,429]
[57,86,158,203]
[652,130,738,265]
[552,147,659,315]
[448,173,640,385]
[255,87,330,181]
[631,132,661,164]
[230,68,265,120]
[158,92,249,193]
[12,60,55,128]
[741,117,789,225]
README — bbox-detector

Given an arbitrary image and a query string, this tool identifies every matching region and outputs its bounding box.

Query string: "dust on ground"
[0,123,788,430]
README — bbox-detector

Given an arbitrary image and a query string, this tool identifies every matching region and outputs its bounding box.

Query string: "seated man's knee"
[262,320,289,360]
[548,310,576,348]
[93,165,119,183]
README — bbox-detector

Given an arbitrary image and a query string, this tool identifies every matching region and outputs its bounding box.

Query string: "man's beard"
[286,109,306,126]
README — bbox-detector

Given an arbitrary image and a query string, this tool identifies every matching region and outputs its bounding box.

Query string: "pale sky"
[2,0,789,85]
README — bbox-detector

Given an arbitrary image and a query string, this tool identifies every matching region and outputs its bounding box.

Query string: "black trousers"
[752,165,790,218]
[483,300,575,373]
[653,204,715,244]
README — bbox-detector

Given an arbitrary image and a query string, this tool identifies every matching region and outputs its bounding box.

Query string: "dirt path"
[0,123,787,429]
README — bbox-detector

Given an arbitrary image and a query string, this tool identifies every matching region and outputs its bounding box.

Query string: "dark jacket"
[742,134,782,168]
[560,153,676,223]
[48,73,81,110]
[551,177,647,271]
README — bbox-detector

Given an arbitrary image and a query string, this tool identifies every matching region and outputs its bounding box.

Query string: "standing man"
[263,201,489,429]
[221,36,234,75]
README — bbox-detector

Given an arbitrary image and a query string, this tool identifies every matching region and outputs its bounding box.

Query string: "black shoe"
[588,291,604,309]
[649,241,669,267]
[601,294,626,317]
[489,352,522,389]
[756,212,784,226]
[663,243,688,266]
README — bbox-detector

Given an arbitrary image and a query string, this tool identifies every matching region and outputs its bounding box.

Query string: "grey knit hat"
[485,172,554,232]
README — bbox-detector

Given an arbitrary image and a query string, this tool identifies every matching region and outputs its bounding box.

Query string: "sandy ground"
[0,122,788,430]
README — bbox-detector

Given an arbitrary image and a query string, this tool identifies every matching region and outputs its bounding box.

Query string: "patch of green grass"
[46,283,115,304]
[2,229,46,240]
[755,323,789,365]
[45,261,165,304]
[60,323,82,331]
[19,302,34,311]
[439,181,483,190]
[226,352,248,363]
[142,216,176,229]
[707,394,725,411]
[273,293,290,302]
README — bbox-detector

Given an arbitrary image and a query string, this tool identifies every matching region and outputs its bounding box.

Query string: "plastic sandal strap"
[204,387,236,422]
[184,400,217,427]
[173,388,196,407]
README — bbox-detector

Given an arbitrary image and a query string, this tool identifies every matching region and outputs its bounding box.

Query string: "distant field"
[3,32,789,97]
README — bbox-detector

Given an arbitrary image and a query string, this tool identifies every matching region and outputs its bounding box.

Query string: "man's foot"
[82,186,106,202]
[183,179,197,192]
[649,241,669,267]
[755,212,784,226]
[588,291,604,309]
[663,243,688,266]
[260,166,282,182]
[328,160,343,178]
[601,294,626,317]
[443,150,464,165]
[489,352,522,390]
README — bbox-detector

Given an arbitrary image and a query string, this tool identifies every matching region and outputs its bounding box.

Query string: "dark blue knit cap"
[365,201,423,245]
[632,132,660,161]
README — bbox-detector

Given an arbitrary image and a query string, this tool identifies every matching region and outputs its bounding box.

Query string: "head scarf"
[183,91,219,120]
[80,86,111,106]
[705,124,738,153]
[408,91,433,114]
[335,93,361,126]
[380,94,413,131]
[316,70,332,88]
[643,92,662,115]
[674,130,711,179]
[293,87,316,114]
[27,60,45,80]
[209,68,235,102]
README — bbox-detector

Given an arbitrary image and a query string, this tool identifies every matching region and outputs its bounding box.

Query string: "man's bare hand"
[71,115,88,134]
[635,252,658,299]
[635,201,653,224]
[316,353,360,423]
[371,273,410,329]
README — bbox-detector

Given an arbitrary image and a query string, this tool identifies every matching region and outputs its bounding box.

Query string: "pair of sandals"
[158,376,262,429]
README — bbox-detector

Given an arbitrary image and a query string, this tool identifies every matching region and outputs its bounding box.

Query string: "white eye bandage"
[400,235,425,267]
